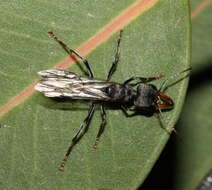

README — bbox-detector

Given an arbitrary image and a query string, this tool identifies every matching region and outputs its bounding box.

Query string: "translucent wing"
[35,69,111,100]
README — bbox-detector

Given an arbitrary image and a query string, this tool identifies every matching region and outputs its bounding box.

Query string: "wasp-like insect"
[35,30,191,171]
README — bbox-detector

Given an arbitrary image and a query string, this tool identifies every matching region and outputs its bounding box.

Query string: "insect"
[35,30,191,171]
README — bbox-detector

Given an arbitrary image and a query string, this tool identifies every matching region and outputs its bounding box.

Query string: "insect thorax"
[133,83,158,113]
[104,83,136,104]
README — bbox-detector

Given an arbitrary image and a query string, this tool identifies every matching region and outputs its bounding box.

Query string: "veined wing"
[35,69,111,100]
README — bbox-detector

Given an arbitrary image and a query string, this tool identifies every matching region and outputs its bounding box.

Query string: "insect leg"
[123,74,164,85]
[48,31,94,78]
[59,103,96,171]
[121,106,135,117]
[0,124,10,128]
[107,30,123,81]
[93,105,107,149]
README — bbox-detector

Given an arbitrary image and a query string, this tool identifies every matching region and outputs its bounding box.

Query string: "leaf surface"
[0,0,190,189]
[172,0,212,189]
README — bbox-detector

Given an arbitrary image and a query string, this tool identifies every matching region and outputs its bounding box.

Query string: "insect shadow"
[35,30,191,171]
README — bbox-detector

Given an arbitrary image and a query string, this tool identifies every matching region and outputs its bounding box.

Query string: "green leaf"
[0,0,190,189]
[172,1,212,190]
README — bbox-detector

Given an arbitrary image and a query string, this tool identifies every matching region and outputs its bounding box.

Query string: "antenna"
[159,67,192,92]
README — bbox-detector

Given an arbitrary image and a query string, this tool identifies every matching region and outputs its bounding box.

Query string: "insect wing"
[35,69,111,100]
